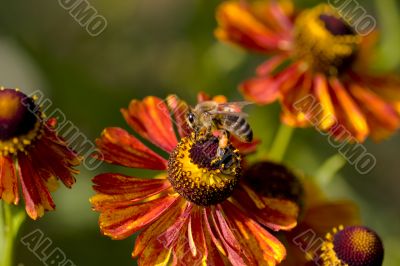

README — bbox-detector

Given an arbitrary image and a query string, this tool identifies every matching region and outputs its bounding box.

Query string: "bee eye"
[188,113,195,124]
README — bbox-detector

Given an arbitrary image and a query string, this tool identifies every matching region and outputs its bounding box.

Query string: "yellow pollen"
[318,225,384,266]
[167,135,241,206]
[347,229,378,254]
[0,121,43,156]
[293,4,361,75]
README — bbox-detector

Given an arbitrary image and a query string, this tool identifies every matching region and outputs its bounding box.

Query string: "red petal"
[203,208,227,258]
[137,239,172,266]
[17,153,56,220]
[256,55,288,76]
[231,136,260,155]
[0,155,19,204]
[197,92,211,102]
[210,207,249,266]
[122,96,178,153]
[330,78,369,141]
[215,1,286,52]
[223,201,286,264]
[157,203,193,249]
[186,207,208,264]
[267,2,294,34]
[232,183,298,231]
[133,197,187,258]
[171,217,192,265]
[350,84,400,136]
[172,208,213,266]
[91,173,171,210]
[42,125,80,165]
[240,77,280,105]
[30,135,78,188]
[99,194,180,240]
[279,67,312,127]
[96,127,167,170]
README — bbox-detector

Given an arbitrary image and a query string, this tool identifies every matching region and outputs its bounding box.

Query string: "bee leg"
[217,131,229,156]
[210,130,229,166]
[211,148,224,166]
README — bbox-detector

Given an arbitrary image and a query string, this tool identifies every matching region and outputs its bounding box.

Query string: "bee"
[186,100,253,172]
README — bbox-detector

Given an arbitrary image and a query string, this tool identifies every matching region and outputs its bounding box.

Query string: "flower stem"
[268,123,294,162]
[315,153,347,186]
[0,202,26,266]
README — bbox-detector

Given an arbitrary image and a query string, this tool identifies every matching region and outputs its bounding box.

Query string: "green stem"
[1,202,26,266]
[268,123,295,162]
[315,153,347,186]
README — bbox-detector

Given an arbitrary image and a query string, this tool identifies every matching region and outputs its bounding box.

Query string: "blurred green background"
[0,0,399,265]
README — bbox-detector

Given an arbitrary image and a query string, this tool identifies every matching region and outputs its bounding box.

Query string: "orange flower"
[90,94,299,265]
[0,88,80,219]
[240,161,361,266]
[216,1,400,141]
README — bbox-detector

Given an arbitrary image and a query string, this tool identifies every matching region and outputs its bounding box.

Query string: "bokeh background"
[0,0,399,265]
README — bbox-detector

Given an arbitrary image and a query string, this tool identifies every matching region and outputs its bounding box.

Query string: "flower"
[318,225,384,266]
[216,1,400,141]
[0,88,80,219]
[240,161,361,266]
[90,94,299,265]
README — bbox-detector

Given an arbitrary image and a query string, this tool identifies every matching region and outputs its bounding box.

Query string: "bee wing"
[210,111,249,118]
[217,101,253,112]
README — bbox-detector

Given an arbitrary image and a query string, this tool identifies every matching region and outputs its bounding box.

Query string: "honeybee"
[186,101,253,171]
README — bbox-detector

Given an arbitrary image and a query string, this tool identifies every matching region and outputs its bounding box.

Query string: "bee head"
[186,109,196,129]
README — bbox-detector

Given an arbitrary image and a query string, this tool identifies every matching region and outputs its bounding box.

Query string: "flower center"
[243,161,304,209]
[167,135,241,206]
[293,4,361,75]
[320,226,384,266]
[0,88,43,156]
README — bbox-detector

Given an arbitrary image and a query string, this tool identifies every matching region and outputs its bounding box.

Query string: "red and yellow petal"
[253,0,294,35]
[232,183,299,231]
[17,153,56,220]
[43,124,81,168]
[184,208,208,265]
[240,77,280,105]
[329,78,369,141]
[122,96,178,153]
[91,173,172,210]
[172,216,204,266]
[30,134,78,189]
[98,193,180,240]
[0,155,19,204]
[215,1,284,53]
[96,127,167,170]
[223,201,287,265]
[350,83,400,140]
[137,238,172,266]
[256,55,289,76]
[280,67,312,126]
[314,73,336,130]
[199,208,228,265]
[133,197,188,258]
[207,207,249,266]
[231,136,260,155]
[363,75,400,111]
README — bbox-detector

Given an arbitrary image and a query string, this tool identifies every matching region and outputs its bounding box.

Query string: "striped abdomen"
[221,115,253,142]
